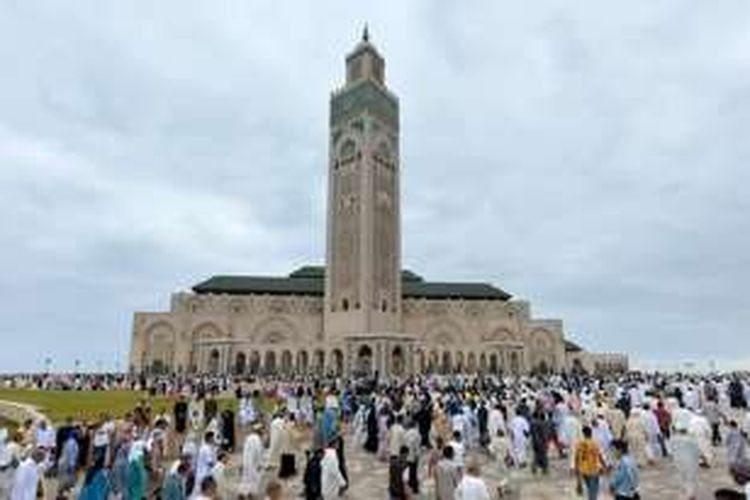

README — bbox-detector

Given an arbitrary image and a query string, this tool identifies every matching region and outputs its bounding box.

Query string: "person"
[689,409,713,467]
[448,430,465,472]
[303,448,323,500]
[220,408,236,452]
[434,445,460,500]
[454,458,491,500]
[10,448,45,500]
[364,399,379,453]
[388,415,406,459]
[77,457,111,500]
[509,411,529,467]
[211,451,231,499]
[196,475,218,500]
[127,440,148,500]
[173,394,189,452]
[529,408,549,474]
[57,429,80,495]
[278,413,298,479]
[0,429,18,499]
[653,400,671,457]
[609,439,639,500]
[162,458,191,500]
[574,425,605,500]
[268,411,286,469]
[404,419,421,494]
[321,441,346,499]
[672,420,701,500]
[195,431,218,494]
[388,445,409,500]
[239,424,264,498]
[726,420,750,484]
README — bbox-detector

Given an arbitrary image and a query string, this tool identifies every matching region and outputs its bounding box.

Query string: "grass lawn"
[0,389,245,424]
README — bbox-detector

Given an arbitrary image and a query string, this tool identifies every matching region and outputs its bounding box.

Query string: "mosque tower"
[324,27,403,352]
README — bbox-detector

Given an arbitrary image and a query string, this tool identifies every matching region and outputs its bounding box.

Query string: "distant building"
[129,30,622,377]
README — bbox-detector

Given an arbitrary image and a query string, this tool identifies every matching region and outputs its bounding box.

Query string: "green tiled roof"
[192,266,512,301]
[565,340,584,352]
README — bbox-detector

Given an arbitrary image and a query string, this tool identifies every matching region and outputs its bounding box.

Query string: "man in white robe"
[487,405,506,441]
[267,413,286,468]
[10,449,44,500]
[509,414,530,467]
[239,426,264,498]
[321,445,346,499]
[688,411,713,466]
[194,432,217,494]
[672,423,701,500]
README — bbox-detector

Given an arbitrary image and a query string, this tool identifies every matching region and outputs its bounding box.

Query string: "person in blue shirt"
[610,439,640,500]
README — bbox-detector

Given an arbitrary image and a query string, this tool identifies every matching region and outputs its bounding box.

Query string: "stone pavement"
[251,435,739,499]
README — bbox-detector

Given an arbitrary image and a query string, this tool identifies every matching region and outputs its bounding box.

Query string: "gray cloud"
[1,1,749,371]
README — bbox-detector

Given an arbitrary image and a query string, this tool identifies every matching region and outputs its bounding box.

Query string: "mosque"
[129,30,627,377]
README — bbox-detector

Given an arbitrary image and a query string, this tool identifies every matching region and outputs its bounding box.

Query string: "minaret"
[324,28,402,344]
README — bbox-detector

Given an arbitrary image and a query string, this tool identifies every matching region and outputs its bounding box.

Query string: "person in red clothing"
[654,400,672,458]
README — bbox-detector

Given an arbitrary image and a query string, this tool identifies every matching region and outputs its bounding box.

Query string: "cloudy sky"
[2,1,749,372]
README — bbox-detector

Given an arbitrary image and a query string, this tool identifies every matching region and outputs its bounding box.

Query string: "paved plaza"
[228,429,737,499]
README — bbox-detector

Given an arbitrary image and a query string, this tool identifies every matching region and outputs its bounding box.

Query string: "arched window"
[342,298,349,311]
[208,349,220,374]
[234,352,247,375]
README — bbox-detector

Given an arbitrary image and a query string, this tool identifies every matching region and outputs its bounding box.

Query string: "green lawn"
[0,389,242,424]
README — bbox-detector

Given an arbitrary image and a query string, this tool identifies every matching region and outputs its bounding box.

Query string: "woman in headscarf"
[77,457,111,500]
[127,440,148,500]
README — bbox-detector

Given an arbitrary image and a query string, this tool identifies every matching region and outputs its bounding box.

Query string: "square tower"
[324,29,402,343]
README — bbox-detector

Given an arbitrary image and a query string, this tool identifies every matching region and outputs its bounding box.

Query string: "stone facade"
[130,30,590,378]
[130,291,566,376]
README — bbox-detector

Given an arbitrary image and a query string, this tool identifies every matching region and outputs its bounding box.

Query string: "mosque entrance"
[391,346,404,376]
[356,345,373,375]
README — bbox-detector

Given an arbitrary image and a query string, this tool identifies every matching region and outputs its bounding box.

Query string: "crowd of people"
[0,371,749,499]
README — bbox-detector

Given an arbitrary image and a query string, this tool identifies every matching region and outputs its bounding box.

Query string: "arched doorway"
[535,360,550,375]
[479,353,487,374]
[391,346,404,376]
[332,349,344,376]
[455,352,465,373]
[234,352,247,375]
[356,345,373,375]
[510,351,520,375]
[416,349,426,373]
[467,353,477,373]
[297,350,309,374]
[489,353,499,374]
[281,350,293,375]
[208,348,220,374]
[264,351,276,375]
[314,349,325,374]
[441,351,452,375]
[249,351,260,375]
[151,359,167,375]
[428,350,439,375]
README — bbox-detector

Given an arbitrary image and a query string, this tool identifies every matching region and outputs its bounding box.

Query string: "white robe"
[509,416,530,466]
[239,433,264,497]
[672,433,700,498]
[268,417,285,466]
[487,409,506,438]
[195,442,217,492]
[321,448,346,499]
[10,458,39,500]
[688,414,712,465]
